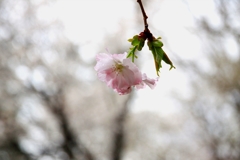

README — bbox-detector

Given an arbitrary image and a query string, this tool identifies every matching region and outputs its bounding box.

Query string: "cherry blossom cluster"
[94,52,157,95]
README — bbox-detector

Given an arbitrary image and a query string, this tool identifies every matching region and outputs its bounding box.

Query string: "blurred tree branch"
[111,94,133,160]
[34,88,95,160]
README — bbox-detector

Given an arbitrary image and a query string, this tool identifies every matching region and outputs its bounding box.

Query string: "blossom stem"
[137,0,148,30]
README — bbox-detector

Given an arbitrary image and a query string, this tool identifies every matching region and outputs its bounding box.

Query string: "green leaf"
[147,39,175,75]
[127,35,146,62]
[162,50,176,70]
[129,35,139,46]
[137,39,145,51]
[148,41,164,76]
[127,45,138,62]
[152,39,163,47]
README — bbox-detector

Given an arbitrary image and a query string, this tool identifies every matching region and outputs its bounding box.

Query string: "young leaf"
[127,35,146,62]
[162,50,176,70]
[138,38,145,51]
[147,39,175,75]
[131,35,140,46]
[127,45,138,62]
[152,40,163,47]
[148,40,164,75]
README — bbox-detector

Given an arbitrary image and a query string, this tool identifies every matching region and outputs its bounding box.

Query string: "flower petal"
[94,53,114,73]
[136,73,157,89]
[142,73,157,89]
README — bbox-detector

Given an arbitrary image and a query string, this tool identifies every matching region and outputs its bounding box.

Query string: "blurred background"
[0,0,240,160]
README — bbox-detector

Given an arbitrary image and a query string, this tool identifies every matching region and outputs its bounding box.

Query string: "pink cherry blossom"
[94,52,157,94]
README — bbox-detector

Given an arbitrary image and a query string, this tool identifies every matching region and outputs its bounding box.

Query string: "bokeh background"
[0,0,240,160]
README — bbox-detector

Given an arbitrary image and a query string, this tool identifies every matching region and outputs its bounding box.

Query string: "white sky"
[39,0,219,115]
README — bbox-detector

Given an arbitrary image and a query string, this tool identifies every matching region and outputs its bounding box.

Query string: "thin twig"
[137,0,148,30]
[136,0,154,41]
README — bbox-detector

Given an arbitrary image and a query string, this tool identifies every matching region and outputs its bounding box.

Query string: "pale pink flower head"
[94,52,142,95]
